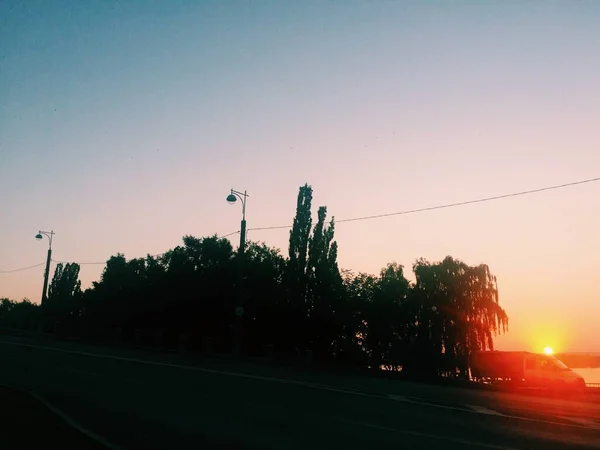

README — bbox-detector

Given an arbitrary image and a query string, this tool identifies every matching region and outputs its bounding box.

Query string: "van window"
[552,358,569,370]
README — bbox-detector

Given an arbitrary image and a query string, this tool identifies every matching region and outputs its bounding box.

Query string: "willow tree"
[412,256,508,377]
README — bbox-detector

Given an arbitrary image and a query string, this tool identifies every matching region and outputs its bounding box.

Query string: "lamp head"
[226,193,237,204]
[35,233,43,240]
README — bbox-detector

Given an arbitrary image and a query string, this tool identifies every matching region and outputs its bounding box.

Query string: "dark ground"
[0,386,107,449]
[0,335,599,450]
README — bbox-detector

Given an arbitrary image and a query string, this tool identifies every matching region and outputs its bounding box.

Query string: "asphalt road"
[0,385,107,450]
[0,336,599,450]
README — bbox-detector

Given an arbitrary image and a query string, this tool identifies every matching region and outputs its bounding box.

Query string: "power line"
[52,231,241,266]
[219,230,240,238]
[51,252,168,266]
[7,176,598,269]
[51,259,107,265]
[248,176,600,231]
[0,262,46,274]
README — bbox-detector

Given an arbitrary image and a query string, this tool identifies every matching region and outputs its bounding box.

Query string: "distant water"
[573,368,600,384]
[380,366,600,384]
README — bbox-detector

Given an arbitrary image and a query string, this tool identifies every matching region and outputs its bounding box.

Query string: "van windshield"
[552,358,570,370]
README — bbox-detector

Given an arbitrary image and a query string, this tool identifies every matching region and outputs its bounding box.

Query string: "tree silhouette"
[286,183,313,355]
[1,183,509,377]
[0,297,39,330]
[408,257,509,377]
[307,206,342,361]
[45,263,83,334]
[362,263,412,370]
[242,242,286,355]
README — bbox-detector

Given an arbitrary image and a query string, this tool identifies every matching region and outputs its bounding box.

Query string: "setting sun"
[543,347,554,355]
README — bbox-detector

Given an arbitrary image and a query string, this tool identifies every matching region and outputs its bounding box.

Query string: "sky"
[1,0,599,352]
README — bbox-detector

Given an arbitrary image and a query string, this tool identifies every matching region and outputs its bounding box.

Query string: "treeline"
[1,184,508,377]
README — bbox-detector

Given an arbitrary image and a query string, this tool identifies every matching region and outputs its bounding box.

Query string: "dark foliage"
[2,184,508,376]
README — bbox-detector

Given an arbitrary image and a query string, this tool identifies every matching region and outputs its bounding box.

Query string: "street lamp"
[35,230,55,305]
[226,189,248,356]
[226,189,248,255]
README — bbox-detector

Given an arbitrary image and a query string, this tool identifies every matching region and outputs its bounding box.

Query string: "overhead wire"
[50,231,241,266]
[219,230,240,238]
[51,252,169,266]
[247,176,600,231]
[4,176,598,269]
[0,262,46,274]
[51,259,107,265]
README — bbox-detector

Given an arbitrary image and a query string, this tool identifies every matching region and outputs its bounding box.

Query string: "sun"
[543,346,553,355]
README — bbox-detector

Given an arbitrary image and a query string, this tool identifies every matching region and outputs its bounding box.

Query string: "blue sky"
[2,1,600,351]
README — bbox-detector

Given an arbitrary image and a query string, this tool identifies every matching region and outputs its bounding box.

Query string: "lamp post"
[226,189,248,256]
[226,189,248,355]
[35,230,55,305]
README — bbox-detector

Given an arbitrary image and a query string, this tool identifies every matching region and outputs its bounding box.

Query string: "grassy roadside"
[0,386,110,450]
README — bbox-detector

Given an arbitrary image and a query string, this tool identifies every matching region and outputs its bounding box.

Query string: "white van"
[471,351,586,391]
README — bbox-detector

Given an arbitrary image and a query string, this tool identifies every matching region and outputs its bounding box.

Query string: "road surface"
[0,336,599,449]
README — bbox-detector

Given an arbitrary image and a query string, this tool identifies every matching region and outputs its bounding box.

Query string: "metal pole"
[239,218,246,255]
[234,217,246,356]
[240,190,247,252]
[228,189,248,356]
[41,247,52,305]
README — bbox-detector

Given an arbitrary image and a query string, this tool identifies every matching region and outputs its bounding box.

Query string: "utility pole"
[35,230,55,305]
[226,189,248,355]
[239,213,247,257]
